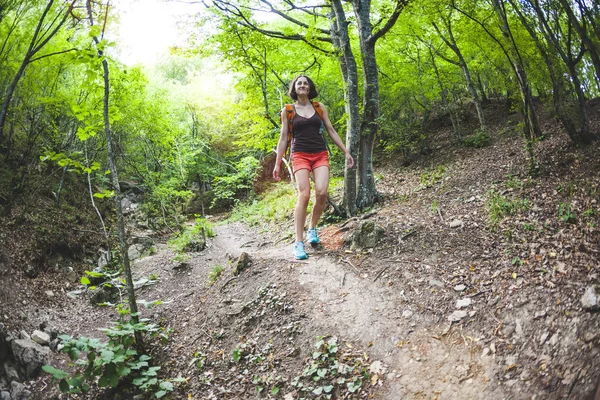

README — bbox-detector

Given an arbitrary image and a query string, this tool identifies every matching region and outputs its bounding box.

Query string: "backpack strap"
[312,102,333,156]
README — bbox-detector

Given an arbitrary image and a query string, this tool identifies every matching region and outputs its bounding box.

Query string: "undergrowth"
[168,216,215,253]
[229,183,297,226]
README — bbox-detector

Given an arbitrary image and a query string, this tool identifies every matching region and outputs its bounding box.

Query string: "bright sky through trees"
[115,0,197,65]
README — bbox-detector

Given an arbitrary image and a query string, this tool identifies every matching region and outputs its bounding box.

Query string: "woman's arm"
[273,109,289,181]
[319,102,355,169]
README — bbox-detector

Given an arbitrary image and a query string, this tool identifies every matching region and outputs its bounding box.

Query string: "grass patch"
[169,216,215,253]
[419,165,446,188]
[229,183,297,226]
[485,190,530,228]
[208,265,224,285]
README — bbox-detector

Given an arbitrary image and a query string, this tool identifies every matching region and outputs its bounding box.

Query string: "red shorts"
[291,150,329,174]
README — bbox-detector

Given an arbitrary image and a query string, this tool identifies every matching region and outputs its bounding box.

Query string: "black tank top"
[291,111,327,154]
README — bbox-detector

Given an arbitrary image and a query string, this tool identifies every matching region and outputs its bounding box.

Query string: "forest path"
[186,221,500,399]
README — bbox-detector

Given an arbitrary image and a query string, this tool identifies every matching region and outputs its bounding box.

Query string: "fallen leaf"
[371,374,379,385]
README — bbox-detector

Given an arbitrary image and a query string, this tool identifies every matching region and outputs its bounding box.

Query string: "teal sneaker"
[307,228,319,244]
[293,241,307,260]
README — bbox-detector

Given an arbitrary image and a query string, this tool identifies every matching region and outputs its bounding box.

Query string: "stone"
[31,331,50,346]
[3,361,19,382]
[455,298,472,309]
[11,381,31,400]
[0,391,10,400]
[454,284,466,292]
[65,268,78,283]
[402,310,413,319]
[11,339,50,379]
[347,221,385,250]
[449,220,463,228]
[127,243,145,261]
[97,249,111,269]
[19,331,29,341]
[581,286,599,311]
[448,310,468,322]
[233,252,252,276]
[429,279,444,288]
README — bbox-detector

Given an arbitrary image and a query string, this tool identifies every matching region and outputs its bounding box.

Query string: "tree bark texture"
[330,0,359,216]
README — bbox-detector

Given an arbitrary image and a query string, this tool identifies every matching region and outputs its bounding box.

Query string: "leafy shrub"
[144,182,194,228]
[212,156,260,208]
[461,131,490,148]
[485,190,530,227]
[419,166,446,188]
[229,183,296,226]
[558,203,577,223]
[291,336,372,399]
[504,174,524,190]
[43,306,183,398]
[168,216,215,253]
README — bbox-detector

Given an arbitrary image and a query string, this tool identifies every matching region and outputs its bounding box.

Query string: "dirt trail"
[201,222,500,399]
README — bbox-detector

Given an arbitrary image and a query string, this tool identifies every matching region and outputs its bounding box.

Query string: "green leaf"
[81,277,90,285]
[313,387,323,395]
[232,347,242,362]
[89,25,102,38]
[324,385,334,393]
[42,365,70,380]
[271,386,280,395]
[155,390,167,398]
[159,381,174,391]
[59,379,70,393]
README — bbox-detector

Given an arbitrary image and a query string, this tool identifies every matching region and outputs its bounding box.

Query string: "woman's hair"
[288,75,318,100]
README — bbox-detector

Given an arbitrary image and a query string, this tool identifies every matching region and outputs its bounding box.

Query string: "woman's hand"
[273,163,281,181]
[345,152,355,169]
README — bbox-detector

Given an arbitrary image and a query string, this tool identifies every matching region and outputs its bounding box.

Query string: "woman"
[273,75,354,259]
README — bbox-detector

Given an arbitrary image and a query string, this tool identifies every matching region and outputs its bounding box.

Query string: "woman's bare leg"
[294,169,311,242]
[310,166,330,229]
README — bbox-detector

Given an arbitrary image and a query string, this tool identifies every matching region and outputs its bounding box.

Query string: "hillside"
[1,100,600,399]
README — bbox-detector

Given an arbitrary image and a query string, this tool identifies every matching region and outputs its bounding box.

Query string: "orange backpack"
[281,102,330,156]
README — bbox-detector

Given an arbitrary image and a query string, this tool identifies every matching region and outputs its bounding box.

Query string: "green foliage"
[42,306,184,397]
[461,131,490,148]
[485,190,531,227]
[430,200,439,214]
[208,265,224,285]
[168,216,215,253]
[558,203,577,224]
[504,175,524,190]
[229,183,296,226]
[556,182,577,198]
[419,166,446,188]
[291,336,370,399]
[212,156,261,208]
[583,208,597,219]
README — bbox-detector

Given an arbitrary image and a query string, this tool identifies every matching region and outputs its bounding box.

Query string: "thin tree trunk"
[86,0,142,345]
[330,0,359,217]
[432,18,487,134]
[559,0,600,80]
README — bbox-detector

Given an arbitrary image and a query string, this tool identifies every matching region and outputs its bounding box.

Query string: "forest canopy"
[0,0,598,221]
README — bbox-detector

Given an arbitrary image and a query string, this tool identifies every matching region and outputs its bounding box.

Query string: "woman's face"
[295,77,310,96]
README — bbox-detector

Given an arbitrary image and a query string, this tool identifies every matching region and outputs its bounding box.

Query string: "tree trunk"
[330,0,359,216]
[433,18,487,134]
[86,0,142,345]
[353,0,379,210]
[559,0,600,80]
[492,0,541,173]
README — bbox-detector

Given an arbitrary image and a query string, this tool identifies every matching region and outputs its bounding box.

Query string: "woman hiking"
[273,75,354,260]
